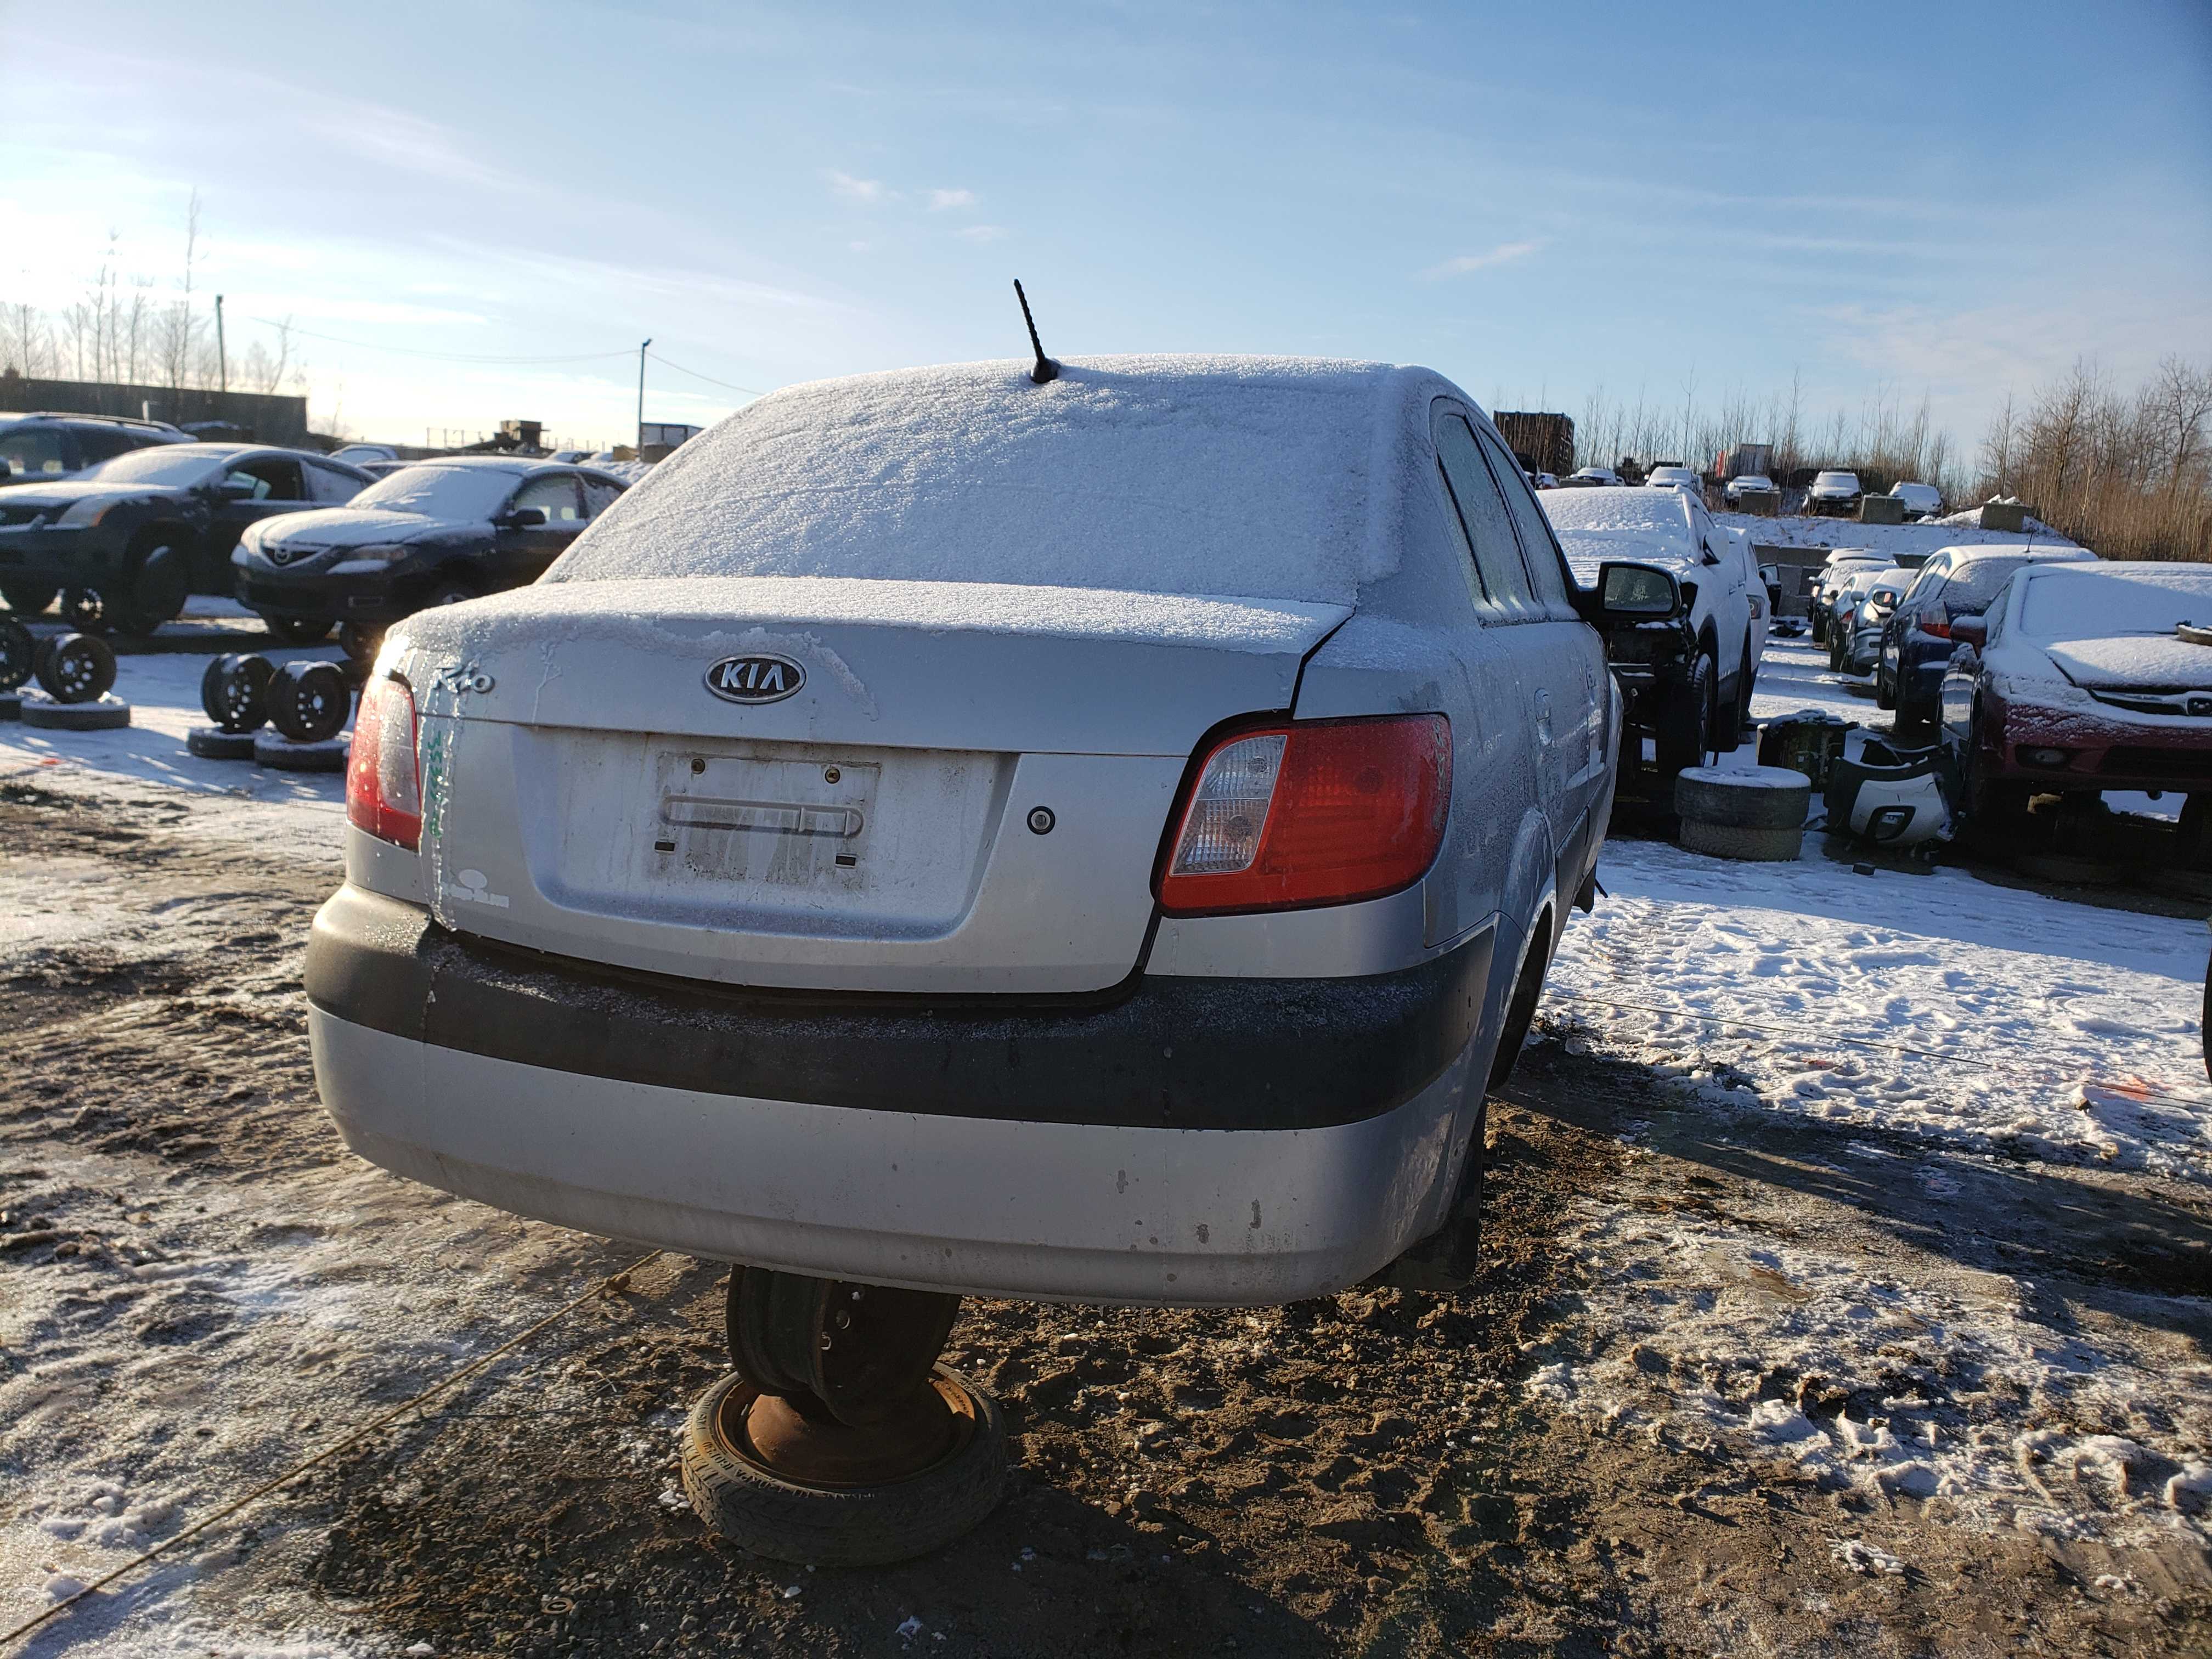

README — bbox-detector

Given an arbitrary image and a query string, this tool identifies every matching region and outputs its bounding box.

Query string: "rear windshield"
[349,465,523,520]
[1942,557,2032,612]
[2019,570,2212,641]
[80,447,228,487]
[545,361,1395,605]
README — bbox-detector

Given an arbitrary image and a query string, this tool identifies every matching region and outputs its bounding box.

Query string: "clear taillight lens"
[346,675,421,850]
[1156,715,1451,916]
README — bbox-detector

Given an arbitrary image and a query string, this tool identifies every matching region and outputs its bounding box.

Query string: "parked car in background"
[1566,466,1622,487]
[330,443,402,467]
[547,449,596,464]
[0,441,371,635]
[235,454,629,661]
[306,356,1663,1319]
[1804,470,1864,516]
[1940,561,2212,832]
[1724,472,1777,504]
[1829,566,1909,675]
[1543,484,1763,780]
[1878,542,2097,740]
[0,415,197,615]
[1889,481,1943,520]
[1644,464,1701,494]
[1810,550,1892,643]
[357,460,411,479]
[1530,471,1559,489]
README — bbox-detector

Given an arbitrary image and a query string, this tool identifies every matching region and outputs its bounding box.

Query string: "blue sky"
[3,0,2207,451]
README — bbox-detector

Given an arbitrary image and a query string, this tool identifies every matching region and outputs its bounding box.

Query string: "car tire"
[1679,819,1804,861]
[1673,765,1812,831]
[0,582,57,617]
[1962,717,2029,839]
[59,587,109,633]
[266,660,352,742]
[0,617,33,692]
[680,1368,1007,1567]
[338,622,385,667]
[1487,925,1551,1092]
[200,653,274,733]
[2177,794,2212,871]
[1892,695,1934,747]
[264,615,336,646]
[415,576,477,614]
[1875,664,1897,710]
[1658,652,1717,774]
[32,632,117,704]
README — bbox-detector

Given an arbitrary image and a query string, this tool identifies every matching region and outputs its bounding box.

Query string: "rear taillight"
[1156,715,1451,915]
[1918,617,1951,639]
[347,675,422,850]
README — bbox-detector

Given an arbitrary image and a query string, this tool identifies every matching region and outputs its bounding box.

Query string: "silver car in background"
[307,356,1660,1307]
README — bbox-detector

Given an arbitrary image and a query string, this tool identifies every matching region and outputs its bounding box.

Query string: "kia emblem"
[705,653,805,704]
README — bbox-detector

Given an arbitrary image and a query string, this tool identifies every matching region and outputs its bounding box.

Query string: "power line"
[647,349,765,397]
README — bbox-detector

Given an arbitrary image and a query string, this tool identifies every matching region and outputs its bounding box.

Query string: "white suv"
[309,358,1675,1327]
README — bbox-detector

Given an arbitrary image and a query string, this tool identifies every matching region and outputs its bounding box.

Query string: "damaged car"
[307,356,1686,1351]
[0,441,372,636]
[1542,484,1764,788]
[1877,541,2095,741]
[234,455,629,661]
[1941,560,2212,833]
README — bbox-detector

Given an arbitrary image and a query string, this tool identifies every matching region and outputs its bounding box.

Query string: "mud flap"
[1375,1097,1487,1294]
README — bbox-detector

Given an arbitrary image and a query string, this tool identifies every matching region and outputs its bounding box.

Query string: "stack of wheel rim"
[1674,765,1813,861]
[190,654,353,768]
[190,654,276,758]
[16,630,127,729]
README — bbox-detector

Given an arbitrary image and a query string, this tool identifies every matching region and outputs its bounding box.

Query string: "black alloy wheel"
[59,587,108,633]
[265,660,351,743]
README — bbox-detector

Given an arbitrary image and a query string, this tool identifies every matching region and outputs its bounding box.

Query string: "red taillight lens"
[347,675,422,850]
[1918,617,1951,639]
[1156,715,1451,916]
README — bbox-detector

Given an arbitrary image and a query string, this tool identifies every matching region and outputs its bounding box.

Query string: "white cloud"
[928,188,977,211]
[957,224,1008,244]
[826,170,888,202]
[1420,240,1546,279]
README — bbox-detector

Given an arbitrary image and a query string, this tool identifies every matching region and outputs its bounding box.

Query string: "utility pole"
[637,338,652,450]
[215,295,228,394]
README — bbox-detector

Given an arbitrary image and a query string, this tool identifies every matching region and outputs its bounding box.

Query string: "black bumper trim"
[306,887,1493,1132]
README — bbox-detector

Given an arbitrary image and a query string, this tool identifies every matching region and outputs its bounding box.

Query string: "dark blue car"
[1876,544,2093,740]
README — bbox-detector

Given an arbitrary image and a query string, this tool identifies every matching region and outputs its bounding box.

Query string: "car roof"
[0,410,190,435]
[1945,543,2092,567]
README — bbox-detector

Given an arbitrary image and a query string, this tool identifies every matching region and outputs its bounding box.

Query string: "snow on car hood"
[2044,634,2212,691]
[251,507,478,551]
[1539,486,1702,581]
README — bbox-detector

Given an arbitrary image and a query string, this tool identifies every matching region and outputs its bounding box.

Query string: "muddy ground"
[3,779,2209,1657]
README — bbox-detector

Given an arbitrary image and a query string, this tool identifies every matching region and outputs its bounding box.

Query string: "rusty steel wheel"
[680,1366,1007,1566]
[726,1267,962,1429]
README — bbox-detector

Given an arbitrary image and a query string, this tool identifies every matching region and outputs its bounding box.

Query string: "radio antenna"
[1013,280,1058,383]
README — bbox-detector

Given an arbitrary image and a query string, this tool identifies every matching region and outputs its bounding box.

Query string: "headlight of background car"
[329,545,410,574]
[57,495,117,528]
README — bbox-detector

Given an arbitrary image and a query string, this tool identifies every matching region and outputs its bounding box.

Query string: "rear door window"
[579,473,625,517]
[230,457,306,499]
[512,473,585,522]
[1471,422,1577,619]
[306,461,365,504]
[1435,414,1537,617]
[0,427,67,477]
[72,427,142,465]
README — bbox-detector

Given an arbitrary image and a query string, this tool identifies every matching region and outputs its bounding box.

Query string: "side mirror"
[501,506,549,528]
[1594,561,1685,620]
[1950,616,1988,648]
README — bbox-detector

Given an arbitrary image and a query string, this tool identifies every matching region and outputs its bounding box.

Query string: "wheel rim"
[715,1370,980,1490]
[53,642,100,701]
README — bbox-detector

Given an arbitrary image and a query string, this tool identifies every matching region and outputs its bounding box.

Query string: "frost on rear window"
[2020,568,2212,642]
[541,358,1409,606]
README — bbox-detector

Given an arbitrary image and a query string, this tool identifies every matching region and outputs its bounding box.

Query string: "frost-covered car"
[1804,470,1863,516]
[1542,484,1763,782]
[1889,481,1942,520]
[307,356,1666,1312]
[1940,561,2212,828]
[1566,466,1622,487]
[1809,550,1891,644]
[235,456,628,660]
[1643,465,1700,495]
[0,441,371,636]
[1877,542,2095,740]
[1723,472,1776,505]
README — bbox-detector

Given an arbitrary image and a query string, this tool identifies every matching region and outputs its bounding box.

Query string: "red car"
[1940,560,2212,828]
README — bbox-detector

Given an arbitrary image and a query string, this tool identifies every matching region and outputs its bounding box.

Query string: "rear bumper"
[306,886,1496,1303]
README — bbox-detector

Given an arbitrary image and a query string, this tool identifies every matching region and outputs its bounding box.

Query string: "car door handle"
[1534,686,1553,744]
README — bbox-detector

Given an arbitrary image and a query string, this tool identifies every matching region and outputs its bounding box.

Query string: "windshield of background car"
[78,447,229,487]
[1815,473,1859,488]
[2018,569,2212,642]
[348,465,524,520]
[0,427,66,477]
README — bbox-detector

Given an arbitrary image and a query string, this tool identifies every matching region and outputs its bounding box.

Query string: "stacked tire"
[1674,765,1813,861]
[19,633,127,729]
